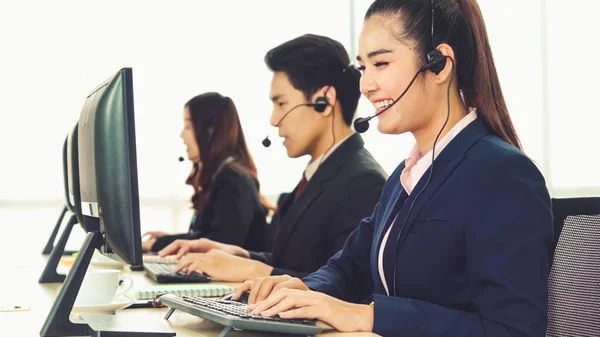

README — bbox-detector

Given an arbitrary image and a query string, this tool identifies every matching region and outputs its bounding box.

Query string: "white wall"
[0,0,352,232]
[0,0,598,237]
[545,0,600,193]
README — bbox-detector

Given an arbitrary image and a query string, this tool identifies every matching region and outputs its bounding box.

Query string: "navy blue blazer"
[303,118,553,337]
[250,134,387,277]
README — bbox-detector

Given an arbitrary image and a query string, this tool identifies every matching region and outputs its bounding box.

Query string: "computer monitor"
[41,136,72,255]
[66,123,85,228]
[39,122,85,283]
[77,67,143,266]
[42,127,86,256]
[40,68,173,337]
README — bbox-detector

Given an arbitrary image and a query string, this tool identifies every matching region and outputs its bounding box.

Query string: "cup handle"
[115,275,133,298]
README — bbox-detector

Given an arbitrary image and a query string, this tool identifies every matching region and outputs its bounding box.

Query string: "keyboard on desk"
[143,255,179,265]
[159,294,323,335]
[144,262,211,284]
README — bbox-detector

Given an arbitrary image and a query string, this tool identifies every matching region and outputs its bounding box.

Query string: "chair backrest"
[546,197,600,337]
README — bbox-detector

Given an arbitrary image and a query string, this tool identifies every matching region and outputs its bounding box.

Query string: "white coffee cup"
[74,269,133,306]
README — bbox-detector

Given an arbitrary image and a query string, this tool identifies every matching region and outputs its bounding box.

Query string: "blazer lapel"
[382,118,490,279]
[271,134,366,261]
[373,162,406,263]
[372,175,408,293]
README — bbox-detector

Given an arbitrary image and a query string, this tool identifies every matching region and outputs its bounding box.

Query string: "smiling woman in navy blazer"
[233,0,554,336]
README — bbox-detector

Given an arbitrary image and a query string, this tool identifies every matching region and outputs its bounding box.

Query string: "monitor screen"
[77,67,142,266]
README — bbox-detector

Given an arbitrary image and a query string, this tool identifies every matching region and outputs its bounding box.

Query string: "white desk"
[0,254,379,337]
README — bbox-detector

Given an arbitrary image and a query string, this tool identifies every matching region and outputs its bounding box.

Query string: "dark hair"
[184,92,275,213]
[264,34,362,126]
[366,0,522,150]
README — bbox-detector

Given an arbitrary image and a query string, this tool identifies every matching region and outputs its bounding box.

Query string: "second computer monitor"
[66,122,85,228]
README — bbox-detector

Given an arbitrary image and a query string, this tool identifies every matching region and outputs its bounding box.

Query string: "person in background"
[143,92,274,253]
[158,34,388,283]
[233,1,553,336]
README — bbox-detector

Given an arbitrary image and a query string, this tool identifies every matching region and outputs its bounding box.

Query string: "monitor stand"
[39,231,175,337]
[42,206,76,255]
[39,214,78,283]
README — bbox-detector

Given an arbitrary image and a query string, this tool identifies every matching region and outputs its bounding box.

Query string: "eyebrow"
[269,94,283,102]
[356,49,393,61]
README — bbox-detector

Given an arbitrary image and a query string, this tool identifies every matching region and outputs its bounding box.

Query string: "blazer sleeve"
[151,232,193,252]
[249,253,313,279]
[371,154,553,337]
[249,251,273,265]
[302,201,380,303]
[270,268,309,278]
[202,169,257,246]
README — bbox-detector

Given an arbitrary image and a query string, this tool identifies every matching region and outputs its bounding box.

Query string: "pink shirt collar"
[400,108,478,195]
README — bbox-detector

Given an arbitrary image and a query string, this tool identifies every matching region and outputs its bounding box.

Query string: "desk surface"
[1,253,379,337]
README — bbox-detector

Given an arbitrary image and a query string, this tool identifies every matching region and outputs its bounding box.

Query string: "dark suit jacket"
[250,133,387,278]
[303,118,554,337]
[151,161,269,252]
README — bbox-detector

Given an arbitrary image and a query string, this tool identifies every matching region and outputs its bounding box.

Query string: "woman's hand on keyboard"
[234,276,309,305]
[158,238,249,259]
[142,231,168,240]
[247,288,374,332]
[142,238,157,252]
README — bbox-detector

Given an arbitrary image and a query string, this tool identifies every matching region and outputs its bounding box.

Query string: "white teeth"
[373,99,394,110]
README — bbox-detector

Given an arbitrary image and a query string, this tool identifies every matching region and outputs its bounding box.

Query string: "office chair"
[546,197,600,337]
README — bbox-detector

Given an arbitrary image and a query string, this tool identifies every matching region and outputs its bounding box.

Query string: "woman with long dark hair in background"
[143,92,274,253]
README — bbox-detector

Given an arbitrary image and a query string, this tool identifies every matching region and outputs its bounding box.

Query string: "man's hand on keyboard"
[172,249,273,282]
[158,238,250,259]
[234,276,309,305]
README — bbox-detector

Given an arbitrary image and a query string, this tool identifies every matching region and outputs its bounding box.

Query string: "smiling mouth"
[372,99,394,113]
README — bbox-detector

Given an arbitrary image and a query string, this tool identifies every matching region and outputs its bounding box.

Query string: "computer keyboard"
[143,255,179,264]
[159,294,323,335]
[144,262,211,284]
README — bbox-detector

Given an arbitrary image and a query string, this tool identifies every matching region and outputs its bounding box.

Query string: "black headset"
[423,0,448,74]
[387,0,455,297]
[306,65,352,113]
[353,1,449,133]
[207,118,215,144]
[262,65,353,147]
[206,96,232,144]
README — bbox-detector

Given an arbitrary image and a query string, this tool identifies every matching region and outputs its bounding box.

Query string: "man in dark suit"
[158,34,387,282]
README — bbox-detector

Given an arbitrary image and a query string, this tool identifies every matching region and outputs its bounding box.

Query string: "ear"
[432,43,456,84]
[311,86,337,117]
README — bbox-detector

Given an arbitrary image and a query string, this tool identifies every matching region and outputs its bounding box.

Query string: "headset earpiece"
[425,0,446,76]
[207,108,217,143]
[424,49,447,75]
[207,125,215,143]
[311,96,329,113]
[308,64,352,113]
